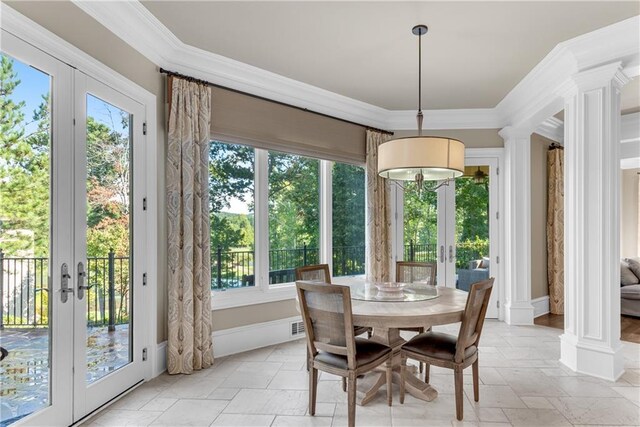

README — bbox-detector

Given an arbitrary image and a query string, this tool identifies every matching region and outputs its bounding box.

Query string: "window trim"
[210,143,365,310]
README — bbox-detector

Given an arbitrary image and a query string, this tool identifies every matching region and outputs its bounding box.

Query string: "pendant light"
[378,25,465,191]
[473,166,488,184]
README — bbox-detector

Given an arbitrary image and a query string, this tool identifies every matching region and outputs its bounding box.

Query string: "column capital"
[558,61,630,100]
[499,126,532,141]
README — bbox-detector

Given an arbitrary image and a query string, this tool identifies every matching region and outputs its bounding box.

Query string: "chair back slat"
[454,278,494,363]
[296,281,357,368]
[296,264,331,283]
[396,261,436,286]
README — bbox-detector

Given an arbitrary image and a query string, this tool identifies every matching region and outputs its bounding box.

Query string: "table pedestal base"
[355,326,438,405]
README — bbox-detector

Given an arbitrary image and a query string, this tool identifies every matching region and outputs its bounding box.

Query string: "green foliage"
[268,152,319,249]
[403,181,438,246]
[211,212,253,250]
[0,55,50,255]
[332,163,365,248]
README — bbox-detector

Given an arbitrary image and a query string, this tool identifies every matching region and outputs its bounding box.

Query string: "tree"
[0,55,51,256]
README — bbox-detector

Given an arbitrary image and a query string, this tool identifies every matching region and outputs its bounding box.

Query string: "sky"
[5,53,129,138]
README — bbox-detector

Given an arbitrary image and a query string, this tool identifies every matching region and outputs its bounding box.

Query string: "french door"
[1,32,146,426]
[398,155,500,318]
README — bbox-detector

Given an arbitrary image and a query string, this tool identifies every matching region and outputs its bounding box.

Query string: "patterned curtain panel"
[365,130,393,282]
[546,146,564,314]
[167,77,214,374]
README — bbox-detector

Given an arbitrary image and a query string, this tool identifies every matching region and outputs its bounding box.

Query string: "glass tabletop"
[350,282,440,302]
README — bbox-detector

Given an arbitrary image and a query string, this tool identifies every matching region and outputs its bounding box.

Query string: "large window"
[209,141,255,289]
[332,163,365,276]
[403,182,438,262]
[208,141,365,293]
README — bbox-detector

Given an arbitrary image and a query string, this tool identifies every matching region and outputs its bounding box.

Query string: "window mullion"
[320,160,333,274]
[254,148,269,291]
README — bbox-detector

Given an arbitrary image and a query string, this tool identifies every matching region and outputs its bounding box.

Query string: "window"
[209,141,366,299]
[332,163,365,276]
[209,141,255,290]
[403,182,438,262]
[268,151,320,284]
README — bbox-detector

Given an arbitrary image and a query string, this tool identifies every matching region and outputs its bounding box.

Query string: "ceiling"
[141,1,639,111]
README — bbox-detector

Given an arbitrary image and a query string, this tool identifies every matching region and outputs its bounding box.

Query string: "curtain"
[166,77,214,374]
[546,146,564,315]
[365,130,393,282]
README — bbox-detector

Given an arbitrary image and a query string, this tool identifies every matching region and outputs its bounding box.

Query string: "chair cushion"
[621,285,640,300]
[314,338,391,370]
[402,331,477,361]
[621,260,640,286]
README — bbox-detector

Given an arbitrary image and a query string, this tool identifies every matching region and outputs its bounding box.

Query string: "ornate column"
[560,62,628,380]
[499,126,535,325]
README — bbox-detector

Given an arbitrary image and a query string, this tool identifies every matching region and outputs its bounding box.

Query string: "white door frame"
[72,71,147,419]
[393,148,504,320]
[1,30,75,427]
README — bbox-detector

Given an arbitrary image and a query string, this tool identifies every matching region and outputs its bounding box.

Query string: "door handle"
[77,261,93,300]
[449,245,454,263]
[440,245,445,263]
[59,263,73,303]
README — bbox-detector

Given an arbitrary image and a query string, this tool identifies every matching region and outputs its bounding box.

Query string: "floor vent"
[290,320,305,336]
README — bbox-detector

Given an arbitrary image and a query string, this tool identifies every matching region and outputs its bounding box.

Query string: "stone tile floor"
[0,325,130,425]
[80,321,640,427]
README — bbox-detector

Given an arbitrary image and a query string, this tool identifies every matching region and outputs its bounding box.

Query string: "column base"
[560,333,625,381]
[504,301,534,325]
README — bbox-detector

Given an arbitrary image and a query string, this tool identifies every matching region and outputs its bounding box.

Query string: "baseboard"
[532,295,550,318]
[154,341,167,377]
[212,316,304,358]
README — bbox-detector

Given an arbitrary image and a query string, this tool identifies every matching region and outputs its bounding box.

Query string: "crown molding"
[535,116,564,144]
[497,15,640,131]
[71,1,639,133]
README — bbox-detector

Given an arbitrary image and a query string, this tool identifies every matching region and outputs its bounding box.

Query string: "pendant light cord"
[416,27,424,136]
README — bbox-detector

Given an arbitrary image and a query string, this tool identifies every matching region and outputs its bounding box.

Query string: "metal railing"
[404,240,489,269]
[0,249,129,329]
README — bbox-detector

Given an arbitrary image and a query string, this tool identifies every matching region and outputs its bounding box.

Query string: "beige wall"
[530,134,553,300]
[212,300,299,331]
[621,168,640,258]
[7,1,169,343]
[392,128,503,148]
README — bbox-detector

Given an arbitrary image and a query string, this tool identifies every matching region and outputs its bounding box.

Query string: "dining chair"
[396,261,437,376]
[296,281,393,427]
[296,264,372,338]
[399,277,494,421]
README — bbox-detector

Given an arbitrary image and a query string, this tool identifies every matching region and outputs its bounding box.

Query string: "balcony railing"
[0,249,129,328]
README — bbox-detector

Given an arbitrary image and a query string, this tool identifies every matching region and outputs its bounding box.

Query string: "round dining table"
[345,282,469,406]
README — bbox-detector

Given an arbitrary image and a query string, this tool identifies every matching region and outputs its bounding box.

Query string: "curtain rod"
[549,142,564,150]
[160,68,394,136]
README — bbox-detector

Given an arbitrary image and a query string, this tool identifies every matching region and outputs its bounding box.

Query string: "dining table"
[342,280,469,406]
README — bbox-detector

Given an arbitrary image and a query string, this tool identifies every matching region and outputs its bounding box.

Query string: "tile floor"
[81,321,640,426]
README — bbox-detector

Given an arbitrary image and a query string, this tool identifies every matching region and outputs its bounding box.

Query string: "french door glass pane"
[332,163,365,277]
[454,167,491,292]
[0,53,52,423]
[209,141,255,290]
[84,94,132,383]
[403,182,438,263]
[268,151,319,284]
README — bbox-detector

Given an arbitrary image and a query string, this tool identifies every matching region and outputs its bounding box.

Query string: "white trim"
[535,117,564,144]
[154,342,167,377]
[212,285,297,310]
[532,295,551,318]
[621,157,640,169]
[212,316,304,358]
[72,1,638,133]
[621,112,640,144]
[1,2,159,384]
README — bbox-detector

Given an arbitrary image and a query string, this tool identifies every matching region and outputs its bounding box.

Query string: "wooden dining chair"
[296,281,393,427]
[396,261,437,376]
[296,264,372,339]
[399,278,494,421]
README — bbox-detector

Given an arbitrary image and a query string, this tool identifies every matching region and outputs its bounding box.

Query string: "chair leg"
[399,354,406,404]
[342,377,347,392]
[309,367,318,416]
[306,347,310,372]
[386,358,393,407]
[424,363,430,383]
[454,367,464,421]
[472,359,479,402]
[347,373,357,427]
